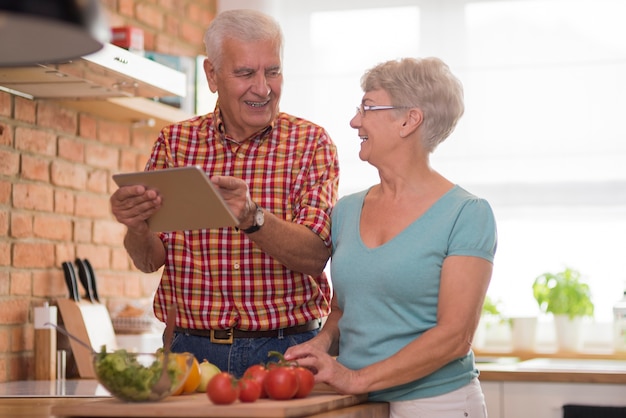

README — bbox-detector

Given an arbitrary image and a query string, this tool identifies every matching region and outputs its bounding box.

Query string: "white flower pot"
[511,317,538,351]
[554,314,583,351]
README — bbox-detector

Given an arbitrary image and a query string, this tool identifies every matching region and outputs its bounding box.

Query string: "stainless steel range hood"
[0,43,186,100]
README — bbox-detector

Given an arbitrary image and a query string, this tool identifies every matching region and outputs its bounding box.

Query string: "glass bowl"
[92,349,193,402]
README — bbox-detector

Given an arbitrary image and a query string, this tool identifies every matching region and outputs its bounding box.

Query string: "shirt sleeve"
[447,197,498,262]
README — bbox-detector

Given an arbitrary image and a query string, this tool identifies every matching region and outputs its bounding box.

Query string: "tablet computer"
[112,166,239,232]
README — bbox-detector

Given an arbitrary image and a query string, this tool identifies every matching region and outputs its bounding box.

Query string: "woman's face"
[350,89,406,165]
[204,37,283,141]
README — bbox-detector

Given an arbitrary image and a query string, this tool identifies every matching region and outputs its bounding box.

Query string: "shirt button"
[233,263,240,269]
[237,153,245,158]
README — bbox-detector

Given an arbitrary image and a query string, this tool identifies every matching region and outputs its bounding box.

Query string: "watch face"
[255,208,264,226]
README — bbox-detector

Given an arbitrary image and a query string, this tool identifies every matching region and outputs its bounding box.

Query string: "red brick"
[14,96,36,123]
[33,270,66,298]
[0,149,19,176]
[84,142,119,169]
[58,136,85,163]
[0,180,11,204]
[54,243,75,268]
[136,2,164,30]
[125,276,142,297]
[10,212,33,238]
[78,114,97,140]
[14,127,56,156]
[12,324,34,352]
[50,160,87,190]
[73,219,92,243]
[0,210,7,235]
[13,242,55,268]
[111,247,131,270]
[98,120,130,146]
[36,102,77,135]
[0,327,9,352]
[10,271,32,296]
[54,190,74,215]
[0,357,7,383]
[96,272,124,297]
[10,355,31,381]
[76,244,109,270]
[0,299,29,324]
[20,155,50,182]
[93,219,126,245]
[0,91,11,117]
[118,0,135,17]
[180,21,205,46]
[0,243,9,266]
[33,214,72,241]
[86,169,108,194]
[75,194,111,219]
[13,183,54,211]
[0,271,8,295]
[0,120,12,146]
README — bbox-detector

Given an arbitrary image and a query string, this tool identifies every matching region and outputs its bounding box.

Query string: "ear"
[399,108,423,138]
[203,58,218,93]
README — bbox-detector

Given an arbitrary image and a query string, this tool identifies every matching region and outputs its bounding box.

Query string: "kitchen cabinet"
[494,381,625,418]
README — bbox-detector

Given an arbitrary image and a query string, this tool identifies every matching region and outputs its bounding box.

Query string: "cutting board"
[51,392,367,417]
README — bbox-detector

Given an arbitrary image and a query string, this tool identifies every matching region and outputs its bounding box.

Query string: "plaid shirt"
[147,106,339,331]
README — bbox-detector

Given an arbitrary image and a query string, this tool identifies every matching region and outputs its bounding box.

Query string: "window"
[220,0,626,325]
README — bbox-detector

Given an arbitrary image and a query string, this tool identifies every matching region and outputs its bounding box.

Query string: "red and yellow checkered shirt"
[148,106,339,331]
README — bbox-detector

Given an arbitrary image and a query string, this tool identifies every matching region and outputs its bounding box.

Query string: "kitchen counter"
[477,357,626,384]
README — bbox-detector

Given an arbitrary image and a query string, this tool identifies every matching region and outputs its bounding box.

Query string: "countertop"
[477,357,626,384]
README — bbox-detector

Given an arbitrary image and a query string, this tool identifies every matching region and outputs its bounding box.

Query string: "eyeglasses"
[356,104,410,117]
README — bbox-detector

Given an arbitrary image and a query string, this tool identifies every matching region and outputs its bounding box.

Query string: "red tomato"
[238,377,263,403]
[293,366,315,398]
[243,364,269,398]
[264,366,299,400]
[206,372,239,405]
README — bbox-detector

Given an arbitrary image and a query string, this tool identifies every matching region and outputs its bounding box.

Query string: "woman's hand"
[284,345,364,395]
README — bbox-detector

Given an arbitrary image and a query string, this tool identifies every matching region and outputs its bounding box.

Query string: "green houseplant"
[532,267,594,319]
[532,267,594,351]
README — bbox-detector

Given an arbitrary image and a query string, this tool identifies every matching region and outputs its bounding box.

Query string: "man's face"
[204,37,283,141]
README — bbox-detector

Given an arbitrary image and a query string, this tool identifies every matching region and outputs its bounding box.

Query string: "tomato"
[238,377,262,403]
[293,366,315,398]
[243,364,269,398]
[206,372,239,405]
[264,366,299,400]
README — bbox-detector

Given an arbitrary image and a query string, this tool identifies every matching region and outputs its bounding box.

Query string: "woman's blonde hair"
[361,57,464,151]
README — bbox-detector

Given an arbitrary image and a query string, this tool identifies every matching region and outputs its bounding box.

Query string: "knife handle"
[83,259,100,303]
[75,258,94,303]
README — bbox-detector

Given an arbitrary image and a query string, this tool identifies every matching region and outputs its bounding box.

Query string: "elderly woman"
[285,57,497,418]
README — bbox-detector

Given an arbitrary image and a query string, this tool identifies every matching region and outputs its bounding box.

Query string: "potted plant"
[532,267,594,351]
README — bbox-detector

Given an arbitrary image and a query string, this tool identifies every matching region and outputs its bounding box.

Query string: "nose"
[350,113,360,129]
[251,73,271,96]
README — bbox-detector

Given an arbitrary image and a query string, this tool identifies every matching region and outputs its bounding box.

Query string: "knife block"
[56,298,118,378]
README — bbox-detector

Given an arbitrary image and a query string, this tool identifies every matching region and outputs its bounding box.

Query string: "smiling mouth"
[359,135,368,143]
[245,99,270,108]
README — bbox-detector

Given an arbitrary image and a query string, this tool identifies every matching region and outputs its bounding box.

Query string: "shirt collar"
[214,102,275,144]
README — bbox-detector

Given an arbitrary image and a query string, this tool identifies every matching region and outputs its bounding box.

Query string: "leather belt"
[174,319,321,345]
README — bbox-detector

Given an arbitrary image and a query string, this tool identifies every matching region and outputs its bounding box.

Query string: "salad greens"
[93,347,180,402]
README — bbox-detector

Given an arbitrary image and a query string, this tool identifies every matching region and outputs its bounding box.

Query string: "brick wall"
[0,0,217,382]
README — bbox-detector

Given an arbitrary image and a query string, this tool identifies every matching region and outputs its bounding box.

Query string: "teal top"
[331,185,497,402]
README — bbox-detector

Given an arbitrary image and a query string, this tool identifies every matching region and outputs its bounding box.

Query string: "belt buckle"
[210,329,234,344]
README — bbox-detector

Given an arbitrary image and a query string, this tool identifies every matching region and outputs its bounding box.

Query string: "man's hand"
[210,175,256,227]
[110,185,162,234]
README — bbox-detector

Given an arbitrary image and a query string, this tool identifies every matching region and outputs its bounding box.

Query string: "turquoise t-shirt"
[331,185,497,402]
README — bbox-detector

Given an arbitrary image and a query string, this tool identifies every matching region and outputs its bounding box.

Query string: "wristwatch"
[241,204,264,234]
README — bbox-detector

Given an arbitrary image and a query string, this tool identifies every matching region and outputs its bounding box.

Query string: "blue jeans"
[169,329,319,378]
